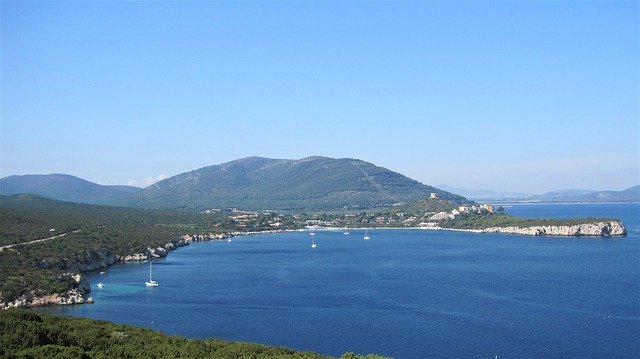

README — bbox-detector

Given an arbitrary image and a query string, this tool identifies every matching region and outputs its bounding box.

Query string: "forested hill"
[0,194,217,247]
[0,173,140,205]
[130,156,466,211]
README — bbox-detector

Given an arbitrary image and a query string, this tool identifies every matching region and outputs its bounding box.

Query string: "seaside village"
[202,193,497,231]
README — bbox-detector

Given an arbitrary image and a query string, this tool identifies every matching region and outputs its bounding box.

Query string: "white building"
[429,212,455,221]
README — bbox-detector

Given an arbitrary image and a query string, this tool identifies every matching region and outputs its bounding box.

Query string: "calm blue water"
[40,203,639,358]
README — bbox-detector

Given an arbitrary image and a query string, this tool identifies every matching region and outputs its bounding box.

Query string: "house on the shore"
[481,204,494,213]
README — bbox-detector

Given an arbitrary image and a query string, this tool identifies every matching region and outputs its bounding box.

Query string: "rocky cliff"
[482,220,626,236]
[0,273,93,309]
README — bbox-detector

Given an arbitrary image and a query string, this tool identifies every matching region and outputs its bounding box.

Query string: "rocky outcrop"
[482,220,627,237]
[121,246,168,262]
[0,273,93,309]
[119,233,229,262]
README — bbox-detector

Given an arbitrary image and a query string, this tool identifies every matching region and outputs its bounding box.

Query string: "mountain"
[537,189,597,199]
[437,184,530,201]
[130,156,467,211]
[531,186,640,203]
[0,174,141,205]
[438,184,640,203]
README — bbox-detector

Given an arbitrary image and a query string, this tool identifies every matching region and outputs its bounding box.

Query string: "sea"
[39,203,640,358]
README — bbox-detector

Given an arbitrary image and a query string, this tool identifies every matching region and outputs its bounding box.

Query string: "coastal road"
[0,229,82,251]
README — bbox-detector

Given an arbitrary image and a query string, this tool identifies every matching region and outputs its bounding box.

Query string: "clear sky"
[1,1,638,194]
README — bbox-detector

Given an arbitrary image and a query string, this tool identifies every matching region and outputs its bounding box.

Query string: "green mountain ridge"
[130,156,466,211]
[0,174,140,206]
[530,185,640,203]
[0,156,466,211]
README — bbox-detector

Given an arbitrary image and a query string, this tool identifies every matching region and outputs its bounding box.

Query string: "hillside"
[0,174,140,205]
[130,156,467,211]
[0,194,223,247]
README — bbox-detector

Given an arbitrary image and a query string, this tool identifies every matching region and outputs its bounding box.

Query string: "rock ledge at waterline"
[480,220,626,236]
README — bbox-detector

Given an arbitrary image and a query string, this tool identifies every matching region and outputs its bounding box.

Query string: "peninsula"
[433,205,627,236]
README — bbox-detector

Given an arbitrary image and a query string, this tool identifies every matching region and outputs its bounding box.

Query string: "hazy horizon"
[2,1,638,194]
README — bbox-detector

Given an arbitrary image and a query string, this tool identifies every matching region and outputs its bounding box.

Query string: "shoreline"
[2,219,626,309]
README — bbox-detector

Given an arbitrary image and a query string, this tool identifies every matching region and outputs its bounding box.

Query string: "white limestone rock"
[482,220,626,237]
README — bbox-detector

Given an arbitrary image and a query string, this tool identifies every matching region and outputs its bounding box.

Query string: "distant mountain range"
[0,174,140,205]
[436,185,530,201]
[3,157,636,211]
[529,186,640,203]
[0,156,466,211]
[439,184,640,203]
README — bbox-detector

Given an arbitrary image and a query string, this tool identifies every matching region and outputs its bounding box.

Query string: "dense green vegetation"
[0,194,233,246]
[0,309,386,358]
[388,197,460,215]
[440,212,615,230]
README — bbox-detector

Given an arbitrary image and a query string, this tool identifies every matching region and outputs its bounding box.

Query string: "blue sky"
[1,1,638,193]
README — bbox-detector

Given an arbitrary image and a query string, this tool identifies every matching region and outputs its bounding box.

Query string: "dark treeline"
[0,194,232,247]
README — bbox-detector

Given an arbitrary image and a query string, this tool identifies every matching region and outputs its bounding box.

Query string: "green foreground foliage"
[0,309,387,359]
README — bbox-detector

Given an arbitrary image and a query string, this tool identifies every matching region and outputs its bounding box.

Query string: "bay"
[40,203,640,358]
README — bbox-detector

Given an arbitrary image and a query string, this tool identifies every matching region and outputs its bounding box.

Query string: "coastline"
[2,218,626,309]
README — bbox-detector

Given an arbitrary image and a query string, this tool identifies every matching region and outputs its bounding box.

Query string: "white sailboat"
[97,282,104,288]
[311,235,317,249]
[343,227,350,235]
[145,261,158,287]
[363,228,370,240]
